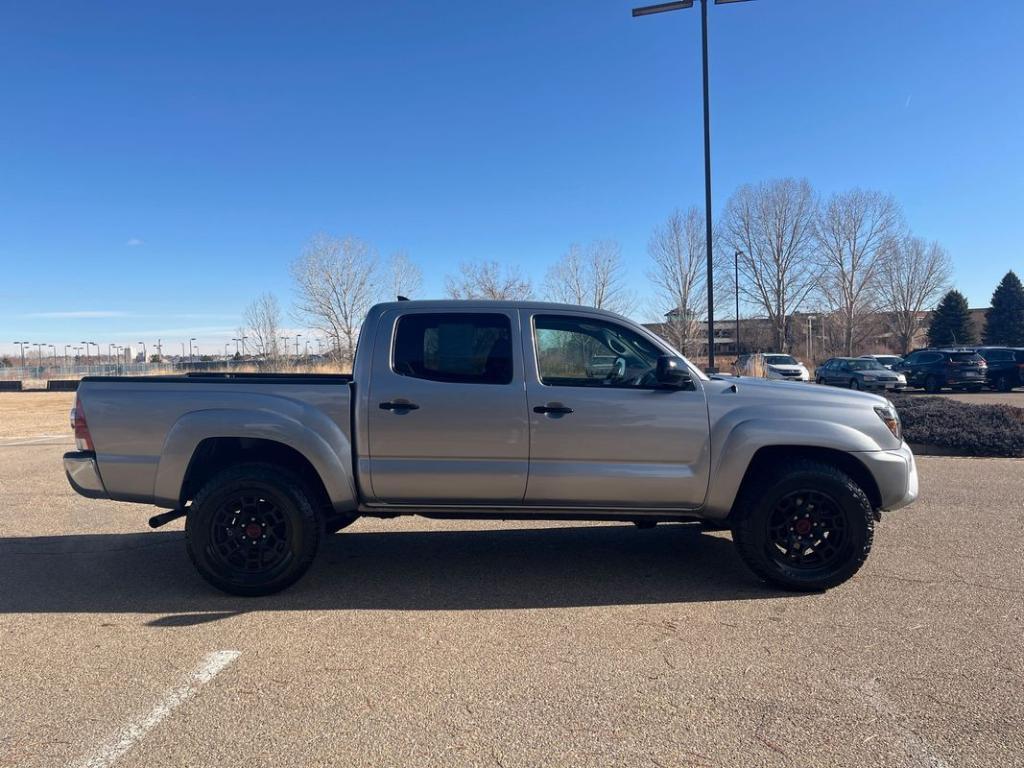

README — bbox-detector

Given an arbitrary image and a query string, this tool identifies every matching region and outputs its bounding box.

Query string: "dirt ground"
[0,391,74,439]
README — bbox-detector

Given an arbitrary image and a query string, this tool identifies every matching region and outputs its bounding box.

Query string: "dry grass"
[0,392,75,439]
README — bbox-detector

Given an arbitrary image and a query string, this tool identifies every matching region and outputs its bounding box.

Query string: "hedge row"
[890,395,1024,457]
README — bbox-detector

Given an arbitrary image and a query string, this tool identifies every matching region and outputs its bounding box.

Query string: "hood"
[713,375,888,406]
[766,363,806,371]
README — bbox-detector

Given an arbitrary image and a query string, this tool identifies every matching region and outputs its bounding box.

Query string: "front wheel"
[185,463,321,596]
[731,459,874,591]
[849,379,860,390]
[924,375,941,393]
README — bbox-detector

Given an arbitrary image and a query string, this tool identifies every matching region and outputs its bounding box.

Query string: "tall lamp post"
[632,0,753,373]
[15,341,28,369]
[734,250,742,355]
[189,338,197,365]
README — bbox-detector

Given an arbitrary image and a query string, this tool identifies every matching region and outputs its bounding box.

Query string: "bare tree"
[646,208,707,355]
[243,293,282,360]
[444,260,532,300]
[387,251,423,299]
[722,178,819,351]
[815,189,903,356]
[878,236,952,355]
[291,232,380,364]
[544,240,632,313]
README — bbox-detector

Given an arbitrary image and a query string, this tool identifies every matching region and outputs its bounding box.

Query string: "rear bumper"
[63,451,108,499]
[857,442,918,511]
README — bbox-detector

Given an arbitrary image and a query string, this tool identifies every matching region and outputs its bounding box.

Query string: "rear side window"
[918,352,942,364]
[392,313,513,385]
[982,349,1011,362]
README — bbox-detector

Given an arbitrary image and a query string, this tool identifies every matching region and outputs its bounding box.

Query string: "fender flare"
[703,418,883,518]
[152,407,357,513]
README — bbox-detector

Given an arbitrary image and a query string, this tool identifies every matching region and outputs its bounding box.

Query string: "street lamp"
[734,250,743,354]
[138,341,147,363]
[281,336,290,361]
[295,334,302,358]
[632,0,753,373]
[14,341,28,369]
[189,338,196,365]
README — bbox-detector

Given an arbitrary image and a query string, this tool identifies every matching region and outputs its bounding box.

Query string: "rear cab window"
[392,313,513,385]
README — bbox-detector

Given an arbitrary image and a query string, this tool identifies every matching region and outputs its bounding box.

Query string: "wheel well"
[180,437,331,510]
[730,445,883,517]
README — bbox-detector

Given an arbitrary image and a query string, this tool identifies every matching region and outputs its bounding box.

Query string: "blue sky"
[1,0,1021,355]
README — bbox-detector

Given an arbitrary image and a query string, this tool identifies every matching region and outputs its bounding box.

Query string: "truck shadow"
[0,523,792,620]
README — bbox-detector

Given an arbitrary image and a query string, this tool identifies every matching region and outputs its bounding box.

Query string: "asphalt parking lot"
[1,395,1022,767]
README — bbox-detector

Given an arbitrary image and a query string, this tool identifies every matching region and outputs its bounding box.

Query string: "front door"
[366,308,529,504]
[522,311,711,509]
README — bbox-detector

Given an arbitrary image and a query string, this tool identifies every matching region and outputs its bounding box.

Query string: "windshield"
[763,355,798,366]
[847,359,885,371]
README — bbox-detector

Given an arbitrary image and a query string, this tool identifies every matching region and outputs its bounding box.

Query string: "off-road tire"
[731,459,874,591]
[185,462,321,596]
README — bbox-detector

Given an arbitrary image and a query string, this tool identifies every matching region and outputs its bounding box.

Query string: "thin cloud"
[126,237,145,247]
[23,310,129,319]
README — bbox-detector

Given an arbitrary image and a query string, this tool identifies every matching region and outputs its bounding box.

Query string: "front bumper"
[856,442,918,511]
[861,380,906,391]
[64,451,108,499]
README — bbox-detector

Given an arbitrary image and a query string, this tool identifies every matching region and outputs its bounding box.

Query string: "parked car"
[585,354,617,378]
[816,357,907,391]
[859,354,903,370]
[970,347,1024,392]
[732,352,810,382]
[893,348,987,393]
[64,300,917,595]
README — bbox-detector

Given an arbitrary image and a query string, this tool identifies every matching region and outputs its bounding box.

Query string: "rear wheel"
[996,374,1013,392]
[731,459,874,591]
[924,375,941,393]
[185,463,321,596]
[849,379,859,390]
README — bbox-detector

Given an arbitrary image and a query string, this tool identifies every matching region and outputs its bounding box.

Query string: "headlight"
[874,404,902,441]
[896,374,907,383]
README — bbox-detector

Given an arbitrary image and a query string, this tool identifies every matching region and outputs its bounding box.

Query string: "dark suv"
[894,348,987,393]
[972,347,1024,392]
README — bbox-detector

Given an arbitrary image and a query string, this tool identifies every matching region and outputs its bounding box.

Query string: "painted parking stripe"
[74,650,241,768]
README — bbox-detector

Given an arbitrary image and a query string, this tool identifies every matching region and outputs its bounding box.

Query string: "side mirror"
[656,355,692,389]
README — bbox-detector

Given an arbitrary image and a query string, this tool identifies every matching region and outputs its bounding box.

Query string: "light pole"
[64,344,71,369]
[632,0,752,373]
[189,338,196,365]
[15,341,28,369]
[35,343,45,371]
[281,337,290,362]
[734,250,742,355]
[295,334,302,359]
[138,341,147,364]
[240,335,247,356]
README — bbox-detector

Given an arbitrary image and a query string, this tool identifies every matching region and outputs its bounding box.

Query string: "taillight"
[71,395,94,451]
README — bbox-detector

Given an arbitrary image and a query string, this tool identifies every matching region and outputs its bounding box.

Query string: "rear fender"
[152,408,356,512]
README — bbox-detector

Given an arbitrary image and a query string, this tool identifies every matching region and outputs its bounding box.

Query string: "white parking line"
[74,650,241,768]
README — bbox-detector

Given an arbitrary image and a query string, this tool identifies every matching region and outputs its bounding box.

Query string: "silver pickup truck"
[64,300,918,595]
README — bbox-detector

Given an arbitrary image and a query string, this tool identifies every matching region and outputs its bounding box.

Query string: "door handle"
[534,404,574,415]
[379,401,420,412]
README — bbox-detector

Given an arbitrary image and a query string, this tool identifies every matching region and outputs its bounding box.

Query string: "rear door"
[365,308,529,504]
[521,311,710,509]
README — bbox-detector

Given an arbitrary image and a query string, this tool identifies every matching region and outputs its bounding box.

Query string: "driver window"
[533,314,663,388]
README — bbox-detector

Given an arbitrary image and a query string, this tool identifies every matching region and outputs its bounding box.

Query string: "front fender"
[152,408,357,512]
[703,418,883,519]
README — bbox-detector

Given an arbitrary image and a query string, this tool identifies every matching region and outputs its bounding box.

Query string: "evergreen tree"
[983,271,1024,345]
[928,290,975,346]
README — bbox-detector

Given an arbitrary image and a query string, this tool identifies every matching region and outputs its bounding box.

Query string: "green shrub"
[890,395,1024,457]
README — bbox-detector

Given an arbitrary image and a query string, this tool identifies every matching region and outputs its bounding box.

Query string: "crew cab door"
[521,311,711,509]
[365,308,529,504]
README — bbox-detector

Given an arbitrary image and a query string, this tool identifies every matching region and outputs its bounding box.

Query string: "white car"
[732,353,811,382]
